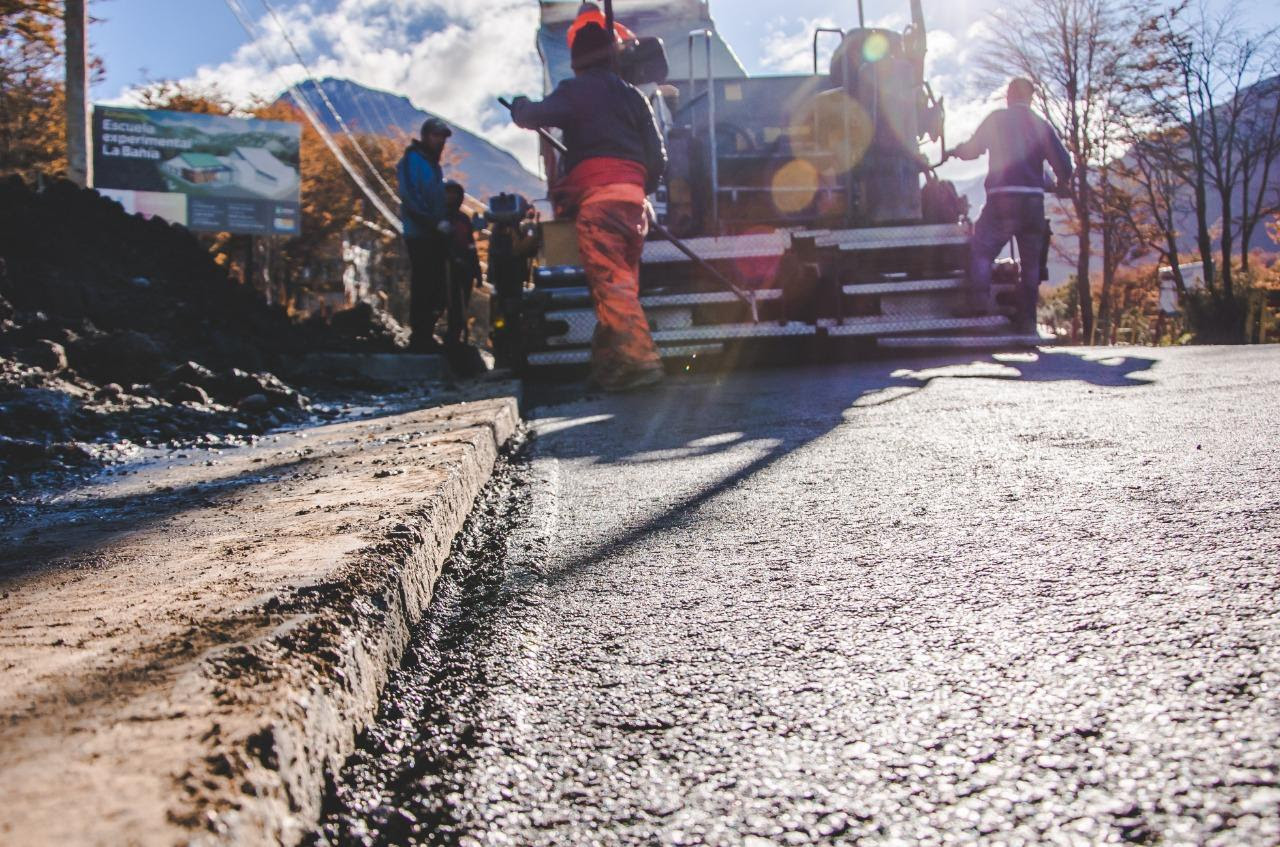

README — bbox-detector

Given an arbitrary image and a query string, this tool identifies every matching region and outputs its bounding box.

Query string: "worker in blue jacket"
[950,78,1073,333]
[397,116,452,351]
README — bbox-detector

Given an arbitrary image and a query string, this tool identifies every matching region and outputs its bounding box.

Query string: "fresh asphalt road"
[327,346,1280,846]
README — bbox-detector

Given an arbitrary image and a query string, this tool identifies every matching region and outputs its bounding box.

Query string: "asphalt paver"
[322,346,1279,846]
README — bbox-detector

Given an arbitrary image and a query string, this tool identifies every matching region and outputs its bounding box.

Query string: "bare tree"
[1114,126,1193,293]
[1148,3,1280,296]
[1234,72,1280,274]
[1110,6,1196,294]
[976,0,1135,343]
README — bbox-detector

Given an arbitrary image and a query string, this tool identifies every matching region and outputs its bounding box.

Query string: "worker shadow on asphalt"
[529,348,1159,582]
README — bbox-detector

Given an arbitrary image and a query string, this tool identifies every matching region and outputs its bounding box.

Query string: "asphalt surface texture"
[316,346,1280,846]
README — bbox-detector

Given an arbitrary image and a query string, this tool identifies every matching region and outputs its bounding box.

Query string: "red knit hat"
[571,21,614,71]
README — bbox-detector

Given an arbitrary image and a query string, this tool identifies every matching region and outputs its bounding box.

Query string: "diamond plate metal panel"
[641,289,782,307]
[544,307,696,347]
[841,278,967,296]
[543,309,599,346]
[814,223,971,251]
[820,315,1011,336]
[527,349,594,365]
[878,334,1048,349]
[879,293,957,318]
[641,231,790,264]
[652,322,817,342]
[527,343,726,367]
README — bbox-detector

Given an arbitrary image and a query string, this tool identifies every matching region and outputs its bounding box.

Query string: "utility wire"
[222,0,402,233]
[254,0,400,207]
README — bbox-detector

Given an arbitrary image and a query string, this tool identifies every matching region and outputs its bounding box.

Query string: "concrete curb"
[194,397,520,845]
[0,395,520,846]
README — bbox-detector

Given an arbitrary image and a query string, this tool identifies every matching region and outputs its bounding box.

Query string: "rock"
[168,382,211,405]
[47,327,80,348]
[96,383,124,400]
[211,368,307,410]
[0,389,77,439]
[68,330,170,384]
[156,361,218,390]
[320,302,409,353]
[0,434,51,463]
[236,393,271,414]
[20,340,68,373]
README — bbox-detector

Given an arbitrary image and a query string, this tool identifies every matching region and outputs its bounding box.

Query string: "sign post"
[65,0,92,187]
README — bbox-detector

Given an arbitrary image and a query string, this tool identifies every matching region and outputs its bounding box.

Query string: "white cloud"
[123,0,546,172]
[759,17,841,74]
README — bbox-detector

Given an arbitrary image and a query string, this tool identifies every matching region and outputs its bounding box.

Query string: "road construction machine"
[488,0,1040,371]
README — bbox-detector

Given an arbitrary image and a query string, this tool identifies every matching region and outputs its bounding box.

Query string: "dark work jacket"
[955,106,1073,193]
[511,67,666,185]
[396,142,446,239]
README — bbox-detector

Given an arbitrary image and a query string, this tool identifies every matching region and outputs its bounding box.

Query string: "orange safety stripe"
[567,10,637,48]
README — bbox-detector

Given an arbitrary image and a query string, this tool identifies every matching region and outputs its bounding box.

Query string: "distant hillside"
[281,78,544,203]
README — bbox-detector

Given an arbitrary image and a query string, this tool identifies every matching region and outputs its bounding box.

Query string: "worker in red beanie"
[567,2,636,49]
[510,21,667,391]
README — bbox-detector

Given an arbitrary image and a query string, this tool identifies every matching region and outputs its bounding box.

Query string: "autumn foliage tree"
[0,0,68,180]
[131,80,419,314]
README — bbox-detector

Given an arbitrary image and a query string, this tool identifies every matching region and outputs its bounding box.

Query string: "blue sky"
[89,0,1275,177]
[90,1,1026,94]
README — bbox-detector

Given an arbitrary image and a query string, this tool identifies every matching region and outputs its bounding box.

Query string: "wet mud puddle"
[0,386,444,534]
[308,437,542,847]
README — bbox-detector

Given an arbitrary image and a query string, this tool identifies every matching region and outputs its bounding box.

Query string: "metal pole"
[64,0,92,187]
[687,30,718,234]
[857,0,866,28]
[706,33,719,237]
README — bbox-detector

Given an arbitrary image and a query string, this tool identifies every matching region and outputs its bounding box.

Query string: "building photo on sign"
[92,106,301,235]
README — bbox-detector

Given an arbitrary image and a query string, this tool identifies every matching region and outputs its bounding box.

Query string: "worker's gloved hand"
[510,96,531,111]
[436,220,453,236]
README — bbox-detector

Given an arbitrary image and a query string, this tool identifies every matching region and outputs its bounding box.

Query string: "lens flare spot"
[792,90,873,173]
[862,31,891,63]
[771,159,820,214]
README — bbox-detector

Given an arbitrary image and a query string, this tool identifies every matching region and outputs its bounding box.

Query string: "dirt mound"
[0,177,411,489]
[0,176,407,367]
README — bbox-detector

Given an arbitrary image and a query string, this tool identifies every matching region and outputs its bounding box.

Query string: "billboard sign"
[93,106,301,236]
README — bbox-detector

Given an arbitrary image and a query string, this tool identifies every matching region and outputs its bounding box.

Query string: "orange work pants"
[576,186,661,384]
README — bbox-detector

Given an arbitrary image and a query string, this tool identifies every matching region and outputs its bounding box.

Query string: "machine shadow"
[528,348,1159,585]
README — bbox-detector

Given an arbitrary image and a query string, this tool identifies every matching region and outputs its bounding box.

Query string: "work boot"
[599,364,664,393]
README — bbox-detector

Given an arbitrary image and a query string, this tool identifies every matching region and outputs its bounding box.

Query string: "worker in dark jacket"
[442,180,481,348]
[950,78,1073,333]
[509,21,668,392]
[396,116,452,351]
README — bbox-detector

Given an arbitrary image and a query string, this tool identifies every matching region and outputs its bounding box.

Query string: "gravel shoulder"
[0,392,520,846]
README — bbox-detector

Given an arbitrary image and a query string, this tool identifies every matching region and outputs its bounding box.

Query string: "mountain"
[282,78,544,203]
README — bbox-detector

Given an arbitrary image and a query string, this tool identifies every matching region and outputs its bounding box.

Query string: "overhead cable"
[222,0,402,233]
[255,0,401,207]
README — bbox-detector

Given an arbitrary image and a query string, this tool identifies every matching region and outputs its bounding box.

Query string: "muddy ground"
[0,176,441,499]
